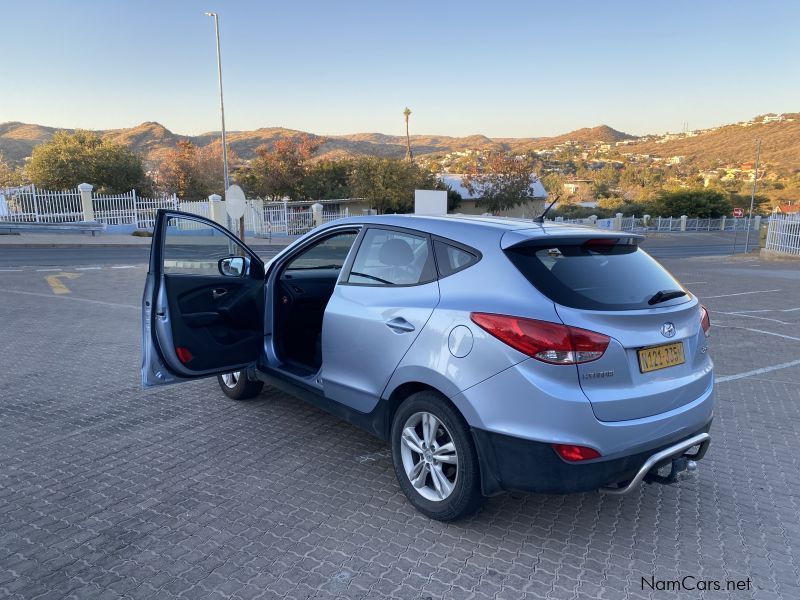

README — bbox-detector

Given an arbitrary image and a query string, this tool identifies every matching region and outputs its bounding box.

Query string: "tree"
[593,163,619,197]
[650,189,732,218]
[403,107,413,161]
[240,135,322,201]
[618,165,664,201]
[0,153,25,187]
[730,192,770,216]
[303,160,353,200]
[541,172,567,198]
[462,152,543,212]
[348,157,437,213]
[26,131,150,193]
[440,184,462,211]
[154,140,231,200]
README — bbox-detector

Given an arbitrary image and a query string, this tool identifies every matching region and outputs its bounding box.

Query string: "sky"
[2,0,799,138]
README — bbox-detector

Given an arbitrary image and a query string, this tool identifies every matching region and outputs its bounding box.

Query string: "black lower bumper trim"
[472,423,712,496]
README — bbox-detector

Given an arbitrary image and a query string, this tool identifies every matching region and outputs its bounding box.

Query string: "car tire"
[217,371,264,400]
[390,390,484,521]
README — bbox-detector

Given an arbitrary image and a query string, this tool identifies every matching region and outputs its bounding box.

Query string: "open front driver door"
[141,210,265,388]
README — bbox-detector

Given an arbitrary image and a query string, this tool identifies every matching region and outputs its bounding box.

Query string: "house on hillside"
[562,179,592,196]
[439,174,547,218]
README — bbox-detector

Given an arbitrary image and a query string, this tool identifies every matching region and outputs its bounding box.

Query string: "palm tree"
[403,107,413,162]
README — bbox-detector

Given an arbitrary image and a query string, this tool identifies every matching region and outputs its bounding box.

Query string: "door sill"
[279,359,319,378]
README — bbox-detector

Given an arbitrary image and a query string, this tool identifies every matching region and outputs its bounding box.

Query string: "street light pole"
[744,138,761,254]
[205,11,245,240]
[205,12,229,192]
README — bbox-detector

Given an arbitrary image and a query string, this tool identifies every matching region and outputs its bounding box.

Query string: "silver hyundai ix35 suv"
[142,211,713,521]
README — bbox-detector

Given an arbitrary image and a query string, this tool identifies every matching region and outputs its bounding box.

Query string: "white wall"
[414,189,447,215]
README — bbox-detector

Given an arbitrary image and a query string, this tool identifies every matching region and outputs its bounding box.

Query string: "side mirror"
[219,256,246,277]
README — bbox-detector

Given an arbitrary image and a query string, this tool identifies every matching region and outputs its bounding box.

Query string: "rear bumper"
[472,421,712,496]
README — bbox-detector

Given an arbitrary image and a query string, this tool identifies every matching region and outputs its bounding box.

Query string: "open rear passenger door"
[141,210,265,388]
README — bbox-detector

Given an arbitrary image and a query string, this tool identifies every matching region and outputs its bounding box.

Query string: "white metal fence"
[247,200,349,238]
[322,206,350,224]
[558,215,760,233]
[132,195,180,229]
[91,190,138,225]
[0,185,351,236]
[0,186,83,223]
[765,214,800,256]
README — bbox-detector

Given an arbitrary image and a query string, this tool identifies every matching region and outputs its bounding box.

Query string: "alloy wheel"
[399,411,459,501]
[221,371,240,388]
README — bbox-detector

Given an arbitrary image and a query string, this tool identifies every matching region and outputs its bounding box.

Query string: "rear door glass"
[347,228,436,286]
[505,240,687,310]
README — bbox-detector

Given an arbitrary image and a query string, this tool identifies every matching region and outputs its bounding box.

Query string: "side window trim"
[152,210,263,276]
[279,226,363,279]
[431,235,482,279]
[340,225,436,288]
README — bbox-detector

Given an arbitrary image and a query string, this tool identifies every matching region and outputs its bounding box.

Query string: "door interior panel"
[164,274,263,373]
[274,269,340,371]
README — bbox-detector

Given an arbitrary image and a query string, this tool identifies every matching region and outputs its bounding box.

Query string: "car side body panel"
[322,280,440,413]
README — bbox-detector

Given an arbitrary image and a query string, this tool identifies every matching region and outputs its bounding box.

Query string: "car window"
[505,239,688,310]
[347,228,435,286]
[284,231,358,271]
[434,240,480,277]
[163,216,242,276]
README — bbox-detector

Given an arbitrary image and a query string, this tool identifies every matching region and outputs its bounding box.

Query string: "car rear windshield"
[504,238,688,311]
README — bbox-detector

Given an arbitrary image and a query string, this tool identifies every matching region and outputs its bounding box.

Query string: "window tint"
[285,232,358,271]
[347,228,435,286]
[505,239,687,310]
[434,240,479,277]
[163,216,242,276]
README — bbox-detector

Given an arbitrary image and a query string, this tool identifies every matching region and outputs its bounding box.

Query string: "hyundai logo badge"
[661,322,676,338]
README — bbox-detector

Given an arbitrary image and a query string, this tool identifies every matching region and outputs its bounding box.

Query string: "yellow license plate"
[637,342,685,373]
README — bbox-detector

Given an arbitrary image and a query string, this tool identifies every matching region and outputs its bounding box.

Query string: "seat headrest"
[378,238,414,267]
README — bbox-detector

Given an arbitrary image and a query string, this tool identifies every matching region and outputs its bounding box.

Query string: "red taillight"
[552,443,601,462]
[700,305,711,338]
[470,313,609,364]
[175,346,193,364]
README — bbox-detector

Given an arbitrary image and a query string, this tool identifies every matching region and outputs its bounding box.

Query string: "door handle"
[212,288,228,300]
[385,317,415,333]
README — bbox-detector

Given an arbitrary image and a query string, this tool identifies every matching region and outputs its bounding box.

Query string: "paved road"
[0,246,287,267]
[0,231,760,267]
[0,254,798,599]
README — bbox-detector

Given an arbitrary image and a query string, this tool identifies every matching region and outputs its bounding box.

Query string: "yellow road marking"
[45,272,82,295]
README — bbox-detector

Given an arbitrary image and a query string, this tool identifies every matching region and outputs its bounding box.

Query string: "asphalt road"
[0,245,287,267]
[1,252,799,599]
[0,231,761,266]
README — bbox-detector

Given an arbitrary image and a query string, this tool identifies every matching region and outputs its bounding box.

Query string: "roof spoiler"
[500,230,644,250]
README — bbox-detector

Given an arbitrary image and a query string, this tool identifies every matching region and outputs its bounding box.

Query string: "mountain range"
[1,115,797,172]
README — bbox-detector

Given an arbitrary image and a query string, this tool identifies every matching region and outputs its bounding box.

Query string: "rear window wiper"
[648,289,687,305]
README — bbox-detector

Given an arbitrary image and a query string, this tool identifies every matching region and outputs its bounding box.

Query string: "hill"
[0,121,635,166]
[623,115,800,173]
[1,115,798,173]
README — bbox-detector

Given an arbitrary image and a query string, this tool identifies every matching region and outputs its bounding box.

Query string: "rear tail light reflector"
[552,443,601,462]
